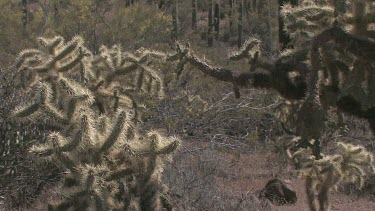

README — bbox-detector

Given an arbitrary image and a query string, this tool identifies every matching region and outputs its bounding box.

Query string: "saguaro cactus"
[208,0,214,47]
[172,0,179,40]
[214,1,220,40]
[238,0,244,48]
[21,0,28,28]
[228,0,236,35]
[192,0,197,30]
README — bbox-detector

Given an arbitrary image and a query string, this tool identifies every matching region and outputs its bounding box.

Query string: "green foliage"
[12,36,179,210]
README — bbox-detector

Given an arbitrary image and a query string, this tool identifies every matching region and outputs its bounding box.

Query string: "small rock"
[259,178,297,205]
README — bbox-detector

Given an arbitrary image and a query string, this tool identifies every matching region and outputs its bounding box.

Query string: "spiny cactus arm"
[313,26,375,61]
[48,186,89,211]
[320,48,345,90]
[179,49,253,84]
[336,142,375,188]
[228,38,261,61]
[66,94,95,121]
[96,89,137,113]
[134,140,179,156]
[12,103,40,118]
[135,69,145,91]
[12,82,53,119]
[139,178,162,211]
[99,110,127,153]
[15,49,44,69]
[53,36,83,64]
[111,45,124,68]
[55,151,78,175]
[275,48,309,73]
[168,42,309,99]
[281,3,335,39]
[317,163,341,211]
[30,132,81,157]
[41,102,70,125]
[305,176,318,211]
[277,135,301,159]
[105,168,134,181]
[58,76,93,98]
[38,36,64,54]
[176,57,188,77]
[169,42,253,83]
[110,62,138,77]
[56,48,86,73]
[346,163,366,188]
[136,48,168,60]
[16,36,86,77]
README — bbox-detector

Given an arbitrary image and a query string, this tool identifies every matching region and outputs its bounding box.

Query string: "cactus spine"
[192,0,197,30]
[208,0,214,47]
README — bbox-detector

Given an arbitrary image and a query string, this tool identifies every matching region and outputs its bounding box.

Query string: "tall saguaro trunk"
[192,0,197,30]
[214,2,220,40]
[208,0,214,47]
[228,0,236,35]
[21,0,28,29]
[172,0,179,40]
[238,0,244,48]
[278,0,298,49]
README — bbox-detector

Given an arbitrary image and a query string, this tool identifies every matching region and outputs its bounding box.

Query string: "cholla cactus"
[12,36,178,210]
[292,142,375,211]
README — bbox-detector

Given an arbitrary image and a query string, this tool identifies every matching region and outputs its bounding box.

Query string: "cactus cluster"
[292,141,375,211]
[170,0,375,155]
[159,1,375,210]
[12,36,178,210]
[275,135,375,211]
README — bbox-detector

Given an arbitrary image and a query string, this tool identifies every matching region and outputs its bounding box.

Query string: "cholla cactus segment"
[336,142,375,188]
[12,35,180,210]
[281,2,335,41]
[288,140,375,211]
[132,131,180,156]
[229,38,261,61]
